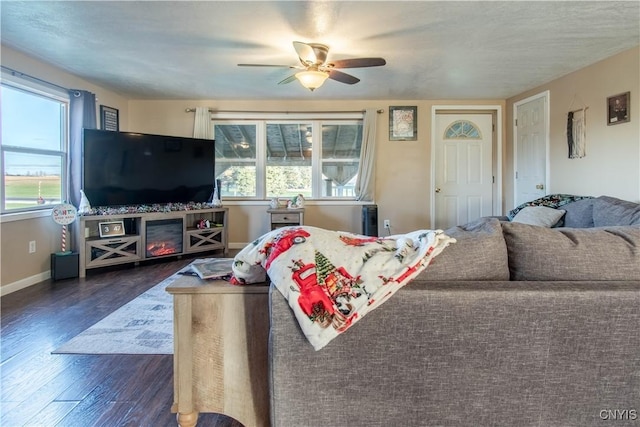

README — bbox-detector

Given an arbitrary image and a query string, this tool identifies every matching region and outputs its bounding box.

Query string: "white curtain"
[193,107,213,139]
[68,89,97,207]
[355,108,377,201]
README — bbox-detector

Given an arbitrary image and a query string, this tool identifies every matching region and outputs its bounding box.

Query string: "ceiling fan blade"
[293,41,317,65]
[293,41,329,66]
[278,74,298,85]
[329,58,386,68]
[237,63,297,68]
[328,69,360,85]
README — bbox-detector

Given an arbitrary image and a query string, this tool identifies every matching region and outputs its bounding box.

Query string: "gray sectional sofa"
[268,196,640,427]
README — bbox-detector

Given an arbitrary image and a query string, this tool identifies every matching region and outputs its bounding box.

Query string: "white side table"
[267,208,304,230]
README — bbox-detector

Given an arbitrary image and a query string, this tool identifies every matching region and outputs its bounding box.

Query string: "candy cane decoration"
[61,224,67,252]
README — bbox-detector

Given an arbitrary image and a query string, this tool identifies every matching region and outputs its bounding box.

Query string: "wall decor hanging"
[607,92,630,125]
[100,105,119,131]
[567,95,589,159]
[389,106,417,141]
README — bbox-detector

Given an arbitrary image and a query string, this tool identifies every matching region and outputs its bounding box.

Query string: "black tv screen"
[83,129,215,207]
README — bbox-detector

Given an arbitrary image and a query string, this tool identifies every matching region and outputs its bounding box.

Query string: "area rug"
[53,262,206,355]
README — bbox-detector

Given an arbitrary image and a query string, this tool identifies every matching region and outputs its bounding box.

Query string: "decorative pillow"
[592,196,640,227]
[562,198,595,228]
[415,217,510,281]
[507,194,593,220]
[501,221,640,281]
[511,206,565,227]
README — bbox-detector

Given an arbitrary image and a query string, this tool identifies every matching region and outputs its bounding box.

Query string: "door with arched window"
[433,113,495,229]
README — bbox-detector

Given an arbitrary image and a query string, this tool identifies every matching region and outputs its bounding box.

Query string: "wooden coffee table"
[166,274,270,427]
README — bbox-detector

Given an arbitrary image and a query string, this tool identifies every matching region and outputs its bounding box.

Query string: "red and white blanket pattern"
[231,226,455,350]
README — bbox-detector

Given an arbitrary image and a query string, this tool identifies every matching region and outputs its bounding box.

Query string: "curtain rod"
[185,108,384,114]
[1,65,71,93]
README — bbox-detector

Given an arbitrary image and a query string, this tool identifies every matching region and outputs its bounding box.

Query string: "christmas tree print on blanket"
[289,250,364,332]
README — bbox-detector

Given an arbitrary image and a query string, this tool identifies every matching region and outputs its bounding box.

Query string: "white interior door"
[434,113,494,229]
[514,92,548,207]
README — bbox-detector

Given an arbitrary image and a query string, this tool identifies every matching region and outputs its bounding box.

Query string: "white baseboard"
[1,271,51,296]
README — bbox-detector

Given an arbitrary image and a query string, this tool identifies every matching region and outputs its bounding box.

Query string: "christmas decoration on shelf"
[77,201,221,216]
[78,189,91,214]
[208,179,223,207]
[288,193,305,209]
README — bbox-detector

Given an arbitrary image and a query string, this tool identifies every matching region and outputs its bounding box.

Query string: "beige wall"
[0,47,129,291]
[127,98,502,243]
[1,215,61,288]
[2,44,638,293]
[505,46,640,209]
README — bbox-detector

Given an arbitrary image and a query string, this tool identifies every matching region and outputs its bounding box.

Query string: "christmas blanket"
[231,226,455,350]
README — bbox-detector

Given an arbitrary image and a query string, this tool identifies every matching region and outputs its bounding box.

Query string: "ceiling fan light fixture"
[295,70,329,91]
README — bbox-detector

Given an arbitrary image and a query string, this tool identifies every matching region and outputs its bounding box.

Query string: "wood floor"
[1,255,243,427]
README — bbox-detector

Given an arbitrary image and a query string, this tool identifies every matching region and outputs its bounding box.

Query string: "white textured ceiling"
[1,1,639,100]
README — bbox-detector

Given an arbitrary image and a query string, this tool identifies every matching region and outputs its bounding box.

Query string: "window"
[214,123,259,197]
[320,122,362,198]
[1,80,69,213]
[444,120,481,139]
[265,122,312,198]
[214,117,363,200]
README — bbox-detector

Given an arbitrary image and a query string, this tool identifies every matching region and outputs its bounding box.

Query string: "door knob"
[435,187,441,193]
[535,184,544,190]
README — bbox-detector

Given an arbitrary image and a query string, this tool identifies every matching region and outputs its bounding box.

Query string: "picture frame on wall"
[100,105,120,131]
[389,106,417,141]
[607,92,630,125]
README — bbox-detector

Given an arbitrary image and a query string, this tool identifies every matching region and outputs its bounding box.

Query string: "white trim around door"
[430,105,503,229]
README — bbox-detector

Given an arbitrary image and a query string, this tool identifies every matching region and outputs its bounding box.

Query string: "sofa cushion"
[416,217,509,281]
[561,198,595,228]
[511,206,565,227]
[592,196,640,227]
[501,221,640,281]
[507,194,593,220]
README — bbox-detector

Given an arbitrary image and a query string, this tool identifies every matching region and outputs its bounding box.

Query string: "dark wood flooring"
[1,254,243,427]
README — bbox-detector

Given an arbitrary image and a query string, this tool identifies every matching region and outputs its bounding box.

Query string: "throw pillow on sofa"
[416,217,510,281]
[561,198,595,228]
[507,193,593,220]
[511,206,566,227]
[501,221,640,281]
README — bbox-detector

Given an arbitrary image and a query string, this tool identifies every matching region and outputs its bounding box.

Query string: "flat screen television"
[82,129,215,207]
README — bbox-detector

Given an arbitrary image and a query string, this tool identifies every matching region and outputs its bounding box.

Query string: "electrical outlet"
[29,240,36,253]
[383,219,391,229]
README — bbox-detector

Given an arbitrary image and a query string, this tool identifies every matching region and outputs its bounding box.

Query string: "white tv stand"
[74,207,228,277]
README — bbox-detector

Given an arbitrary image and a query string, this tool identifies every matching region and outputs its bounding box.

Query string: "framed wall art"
[100,105,120,131]
[607,92,630,125]
[389,106,417,141]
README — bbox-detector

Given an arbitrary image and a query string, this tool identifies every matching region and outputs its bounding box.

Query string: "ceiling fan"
[238,41,386,91]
